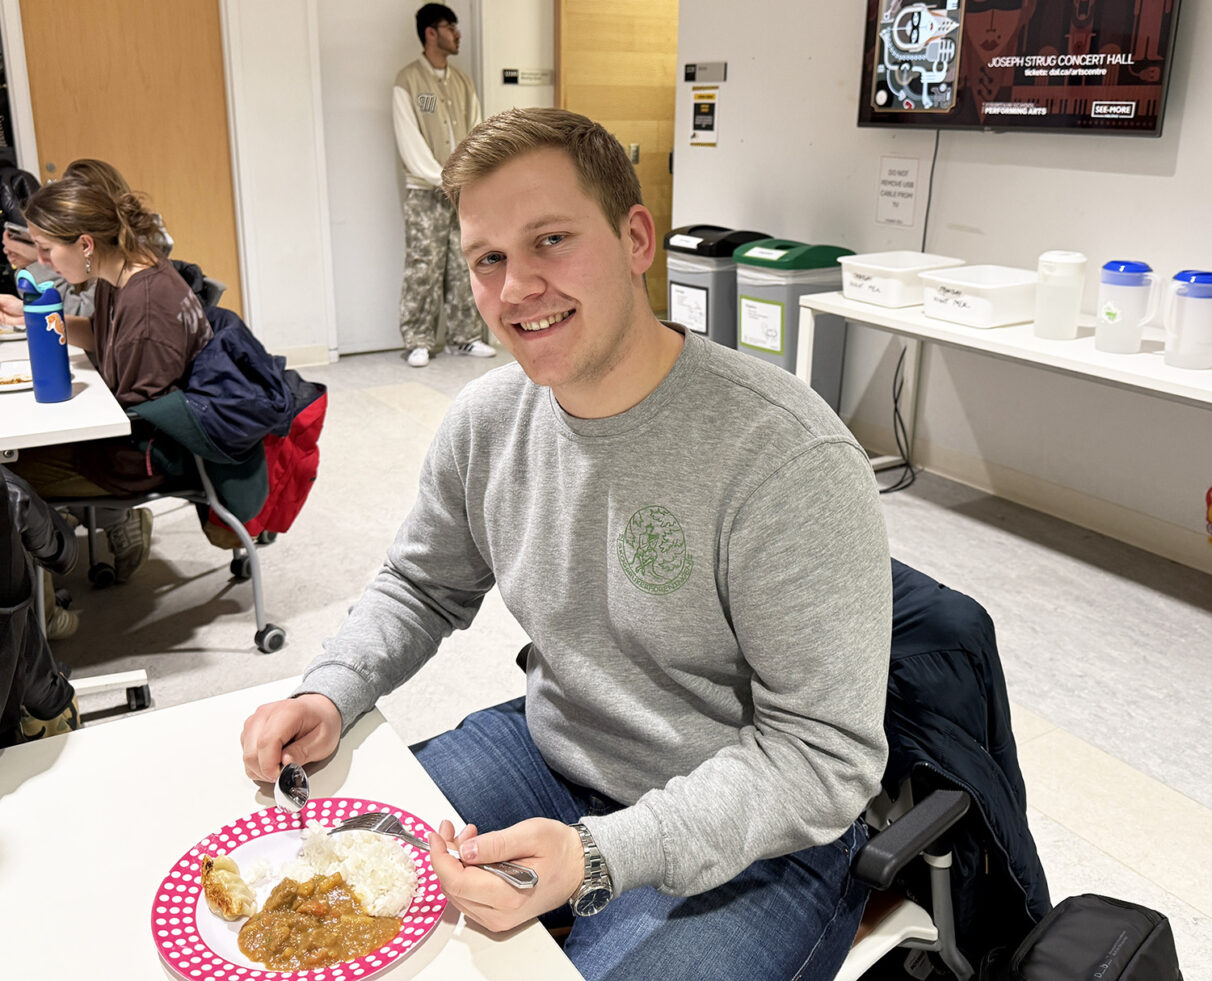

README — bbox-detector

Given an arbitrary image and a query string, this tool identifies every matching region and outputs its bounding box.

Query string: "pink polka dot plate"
[151,797,448,980]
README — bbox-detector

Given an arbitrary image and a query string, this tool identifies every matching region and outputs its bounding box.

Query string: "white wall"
[674,0,1212,573]
[222,0,336,366]
[477,0,555,119]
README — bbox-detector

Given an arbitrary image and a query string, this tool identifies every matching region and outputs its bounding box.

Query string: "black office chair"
[836,560,1051,979]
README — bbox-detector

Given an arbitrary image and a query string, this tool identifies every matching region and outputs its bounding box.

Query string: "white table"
[0,678,585,980]
[0,337,131,460]
[797,291,1212,468]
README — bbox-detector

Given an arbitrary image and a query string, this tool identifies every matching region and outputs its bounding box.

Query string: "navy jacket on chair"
[884,559,1052,963]
[130,308,297,521]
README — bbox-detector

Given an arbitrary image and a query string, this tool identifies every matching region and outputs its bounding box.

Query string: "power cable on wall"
[878,128,940,495]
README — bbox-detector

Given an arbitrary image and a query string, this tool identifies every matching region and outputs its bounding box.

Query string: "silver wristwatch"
[568,822,615,917]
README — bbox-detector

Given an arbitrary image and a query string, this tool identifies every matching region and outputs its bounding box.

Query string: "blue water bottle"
[16,269,73,403]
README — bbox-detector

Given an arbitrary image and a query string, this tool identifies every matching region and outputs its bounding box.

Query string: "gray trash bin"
[663,224,768,348]
[734,238,852,411]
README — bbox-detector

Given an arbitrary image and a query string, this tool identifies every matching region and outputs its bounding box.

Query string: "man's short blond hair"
[442,108,643,237]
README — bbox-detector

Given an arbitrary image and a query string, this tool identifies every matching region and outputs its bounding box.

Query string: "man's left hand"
[428,817,584,932]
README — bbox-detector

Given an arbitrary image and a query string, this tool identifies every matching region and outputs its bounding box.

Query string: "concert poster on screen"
[857,0,1182,135]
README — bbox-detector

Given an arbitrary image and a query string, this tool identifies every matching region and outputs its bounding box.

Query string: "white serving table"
[0,678,585,980]
[0,338,132,460]
[797,291,1212,468]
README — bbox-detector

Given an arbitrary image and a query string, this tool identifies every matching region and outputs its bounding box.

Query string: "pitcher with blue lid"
[1164,270,1212,369]
[1095,260,1160,354]
[17,268,73,402]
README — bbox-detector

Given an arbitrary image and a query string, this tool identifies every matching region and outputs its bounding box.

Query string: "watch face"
[573,885,613,917]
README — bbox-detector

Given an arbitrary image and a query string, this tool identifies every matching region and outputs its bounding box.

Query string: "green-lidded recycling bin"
[664,224,769,348]
[734,238,853,411]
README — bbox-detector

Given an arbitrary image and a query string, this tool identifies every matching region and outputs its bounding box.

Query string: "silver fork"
[329,811,539,890]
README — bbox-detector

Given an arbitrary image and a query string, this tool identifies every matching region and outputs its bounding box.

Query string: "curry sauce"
[237,872,402,970]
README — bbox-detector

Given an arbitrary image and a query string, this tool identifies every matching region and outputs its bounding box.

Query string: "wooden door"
[556,0,678,315]
[19,0,243,316]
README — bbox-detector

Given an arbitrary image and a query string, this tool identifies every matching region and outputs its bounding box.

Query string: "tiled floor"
[48,345,1212,975]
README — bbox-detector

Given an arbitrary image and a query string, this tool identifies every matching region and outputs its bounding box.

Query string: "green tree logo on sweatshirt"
[617,506,693,594]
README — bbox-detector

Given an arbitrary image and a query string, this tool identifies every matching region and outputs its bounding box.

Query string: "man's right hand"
[241,693,343,783]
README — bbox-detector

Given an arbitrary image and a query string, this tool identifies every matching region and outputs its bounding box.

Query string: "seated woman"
[0,174,212,583]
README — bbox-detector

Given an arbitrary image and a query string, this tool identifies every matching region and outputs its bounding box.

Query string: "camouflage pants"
[398,187,484,351]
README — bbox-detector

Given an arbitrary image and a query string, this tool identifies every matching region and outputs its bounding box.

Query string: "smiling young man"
[242,109,892,979]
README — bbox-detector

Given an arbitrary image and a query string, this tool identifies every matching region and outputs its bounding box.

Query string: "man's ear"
[625,204,656,276]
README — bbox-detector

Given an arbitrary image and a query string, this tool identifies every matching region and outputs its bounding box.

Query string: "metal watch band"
[573,822,609,881]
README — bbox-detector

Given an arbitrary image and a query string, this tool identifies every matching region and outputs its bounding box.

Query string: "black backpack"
[982,894,1183,980]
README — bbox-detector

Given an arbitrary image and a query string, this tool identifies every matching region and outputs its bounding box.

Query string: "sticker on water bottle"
[45,311,68,344]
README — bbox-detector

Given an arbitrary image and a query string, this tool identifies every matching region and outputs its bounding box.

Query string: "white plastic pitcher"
[1163,270,1212,369]
[1033,250,1086,340]
[1095,260,1160,354]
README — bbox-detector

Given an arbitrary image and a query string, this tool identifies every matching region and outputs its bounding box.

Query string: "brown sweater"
[75,260,212,493]
[91,259,211,407]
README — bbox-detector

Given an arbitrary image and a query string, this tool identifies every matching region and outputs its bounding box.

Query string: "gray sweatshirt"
[301,327,891,898]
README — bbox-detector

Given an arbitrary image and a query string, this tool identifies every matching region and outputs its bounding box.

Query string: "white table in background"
[0,338,131,461]
[0,677,585,980]
[796,291,1212,469]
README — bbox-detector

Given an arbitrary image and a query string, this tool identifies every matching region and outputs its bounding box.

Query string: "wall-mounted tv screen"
[857,0,1182,136]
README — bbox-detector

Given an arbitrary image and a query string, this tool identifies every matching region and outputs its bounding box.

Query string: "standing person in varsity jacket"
[392,3,495,368]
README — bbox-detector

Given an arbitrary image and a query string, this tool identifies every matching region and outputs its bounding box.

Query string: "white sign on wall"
[876,156,919,227]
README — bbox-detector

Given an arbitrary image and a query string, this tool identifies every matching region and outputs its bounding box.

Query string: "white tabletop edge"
[0,343,132,452]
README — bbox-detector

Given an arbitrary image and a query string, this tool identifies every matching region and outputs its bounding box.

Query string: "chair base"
[836,896,937,981]
[72,669,152,711]
[48,452,286,654]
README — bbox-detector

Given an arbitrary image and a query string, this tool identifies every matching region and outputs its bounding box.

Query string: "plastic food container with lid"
[919,264,1038,328]
[838,251,965,307]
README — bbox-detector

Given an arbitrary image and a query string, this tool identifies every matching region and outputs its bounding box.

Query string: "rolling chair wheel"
[257,531,278,545]
[230,555,253,580]
[127,684,151,711]
[89,562,117,589]
[256,624,286,653]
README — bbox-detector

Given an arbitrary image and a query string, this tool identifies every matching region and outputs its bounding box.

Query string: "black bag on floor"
[982,893,1183,980]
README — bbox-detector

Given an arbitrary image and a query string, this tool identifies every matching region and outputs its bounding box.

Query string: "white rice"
[273,820,418,917]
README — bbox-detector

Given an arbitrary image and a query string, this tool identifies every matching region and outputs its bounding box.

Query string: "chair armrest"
[852,788,970,890]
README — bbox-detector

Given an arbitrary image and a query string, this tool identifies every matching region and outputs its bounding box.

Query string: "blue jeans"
[411,697,869,981]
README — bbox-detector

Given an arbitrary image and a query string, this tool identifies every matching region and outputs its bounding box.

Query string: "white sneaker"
[407,347,430,367]
[445,340,497,358]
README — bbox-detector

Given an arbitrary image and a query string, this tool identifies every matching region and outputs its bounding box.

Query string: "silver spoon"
[274,761,310,813]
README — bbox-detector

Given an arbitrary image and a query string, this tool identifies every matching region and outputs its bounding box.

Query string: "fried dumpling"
[201,853,258,920]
